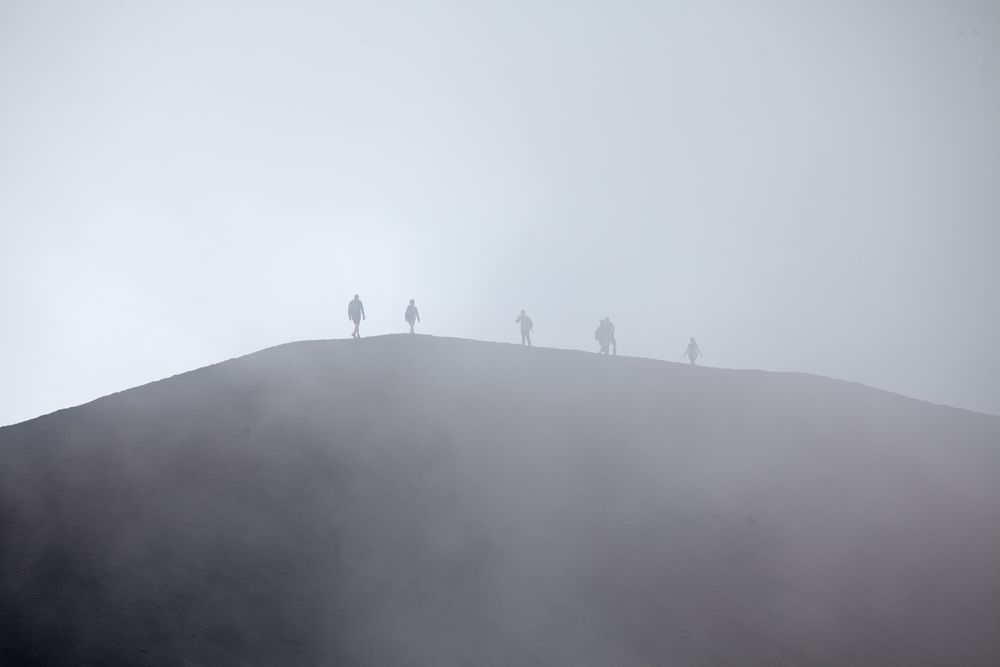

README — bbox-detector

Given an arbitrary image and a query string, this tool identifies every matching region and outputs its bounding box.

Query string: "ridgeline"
[2,335,998,665]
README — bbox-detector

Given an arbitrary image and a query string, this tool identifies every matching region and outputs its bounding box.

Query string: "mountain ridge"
[4,335,995,431]
[2,334,998,665]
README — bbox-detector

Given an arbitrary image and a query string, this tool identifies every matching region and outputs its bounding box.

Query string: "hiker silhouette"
[404,299,420,334]
[515,310,533,346]
[595,318,610,354]
[685,337,702,365]
[594,317,618,355]
[348,294,366,339]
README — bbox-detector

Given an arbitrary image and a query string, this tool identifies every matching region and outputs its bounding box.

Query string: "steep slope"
[1,335,999,666]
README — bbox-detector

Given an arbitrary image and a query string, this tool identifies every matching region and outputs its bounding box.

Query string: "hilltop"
[1,335,999,665]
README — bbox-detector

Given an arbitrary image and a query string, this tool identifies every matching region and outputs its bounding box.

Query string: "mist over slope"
[1,335,998,666]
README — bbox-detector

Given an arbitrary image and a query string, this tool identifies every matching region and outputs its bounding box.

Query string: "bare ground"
[1,335,998,665]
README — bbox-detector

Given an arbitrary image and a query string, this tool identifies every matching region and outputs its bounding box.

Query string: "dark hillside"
[2,335,999,665]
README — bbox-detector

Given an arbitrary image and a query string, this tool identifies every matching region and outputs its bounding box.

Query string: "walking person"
[348,294,366,339]
[594,317,618,355]
[685,337,702,365]
[405,299,420,334]
[595,318,611,354]
[515,310,533,346]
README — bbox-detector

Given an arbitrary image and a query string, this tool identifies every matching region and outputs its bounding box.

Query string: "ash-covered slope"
[1,335,999,666]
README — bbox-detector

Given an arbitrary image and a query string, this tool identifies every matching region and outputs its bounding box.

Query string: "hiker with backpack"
[515,310,533,346]
[594,317,618,355]
[595,318,610,354]
[685,337,702,365]
[404,299,420,334]
[348,294,366,339]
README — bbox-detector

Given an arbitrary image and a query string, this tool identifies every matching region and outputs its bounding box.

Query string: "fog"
[3,336,999,664]
[2,0,999,425]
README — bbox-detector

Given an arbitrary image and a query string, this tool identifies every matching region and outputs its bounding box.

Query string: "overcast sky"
[1,0,998,425]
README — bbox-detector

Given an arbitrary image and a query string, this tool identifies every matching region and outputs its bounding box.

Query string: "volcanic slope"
[2,335,999,666]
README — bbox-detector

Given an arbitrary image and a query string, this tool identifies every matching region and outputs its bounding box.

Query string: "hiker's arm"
[416,310,420,322]
[362,304,366,319]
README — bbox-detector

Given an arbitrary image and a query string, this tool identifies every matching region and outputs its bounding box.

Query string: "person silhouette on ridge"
[515,309,533,346]
[348,294,366,339]
[685,337,702,365]
[595,318,611,354]
[405,299,420,334]
[594,317,617,355]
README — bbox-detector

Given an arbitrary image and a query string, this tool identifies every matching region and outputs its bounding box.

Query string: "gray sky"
[2,0,998,425]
